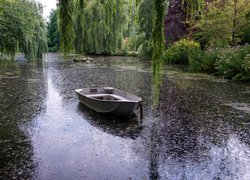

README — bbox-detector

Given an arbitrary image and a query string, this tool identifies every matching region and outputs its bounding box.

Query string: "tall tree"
[152,0,166,106]
[58,0,128,55]
[58,0,74,54]
[47,9,60,52]
[164,0,205,46]
[81,0,128,54]
[194,0,250,47]
[138,0,154,56]
[0,0,47,60]
[231,0,250,44]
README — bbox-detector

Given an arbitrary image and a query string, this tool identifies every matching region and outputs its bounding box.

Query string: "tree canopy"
[47,9,60,52]
[58,0,130,55]
[193,0,250,47]
[0,0,47,60]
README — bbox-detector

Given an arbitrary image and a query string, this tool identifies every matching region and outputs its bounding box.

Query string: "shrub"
[164,39,201,65]
[188,45,250,81]
[189,50,219,73]
[240,53,250,81]
[217,45,250,80]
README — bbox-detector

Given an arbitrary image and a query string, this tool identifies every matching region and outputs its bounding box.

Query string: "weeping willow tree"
[181,0,205,21]
[22,2,48,60]
[152,0,166,106]
[0,0,47,61]
[47,9,60,52]
[137,0,154,57]
[82,0,128,54]
[74,0,85,53]
[58,0,75,54]
[58,0,128,55]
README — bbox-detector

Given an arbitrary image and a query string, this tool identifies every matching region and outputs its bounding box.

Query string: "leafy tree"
[74,0,85,54]
[0,0,47,61]
[193,0,250,47]
[152,0,166,105]
[238,9,250,44]
[58,0,128,55]
[164,0,205,46]
[81,0,128,54]
[47,9,60,52]
[137,0,154,56]
[181,0,205,21]
[58,0,74,54]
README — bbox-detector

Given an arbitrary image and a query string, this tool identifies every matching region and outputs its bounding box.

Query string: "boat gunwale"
[75,88,141,103]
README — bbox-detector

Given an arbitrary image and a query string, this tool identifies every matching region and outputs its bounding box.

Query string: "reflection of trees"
[135,78,250,179]
[77,104,142,139]
[0,61,47,178]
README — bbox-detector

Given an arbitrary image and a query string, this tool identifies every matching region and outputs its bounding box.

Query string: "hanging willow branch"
[58,0,74,54]
[181,0,205,21]
[0,0,47,61]
[152,0,166,106]
[80,0,128,54]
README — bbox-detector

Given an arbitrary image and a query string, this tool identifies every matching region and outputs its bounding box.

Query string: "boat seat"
[86,94,130,101]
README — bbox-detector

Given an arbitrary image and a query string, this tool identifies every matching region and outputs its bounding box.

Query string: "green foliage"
[0,0,47,61]
[164,39,201,65]
[58,0,129,55]
[47,9,60,52]
[81,0,128,54]
[243,54,250,81]
[124,0,138,38]
[239,10,250,44]
[137,0,154,57]
[181,0,205,21]
[152,0,166,106]
[188,45,250,81]
[216,46,250,80]
[73,0,85,54]
[188,50,219,73]
[193,0,250,47]
[58,0,74,54]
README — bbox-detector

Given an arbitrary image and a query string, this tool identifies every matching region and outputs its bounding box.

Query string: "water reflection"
[135,78,250,179]
[77,103,142,139]
[0,60,46,178]
[1,53,250,179]
[30,57,148,179]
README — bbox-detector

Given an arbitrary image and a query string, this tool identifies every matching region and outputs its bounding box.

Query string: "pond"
[0,53,250,179]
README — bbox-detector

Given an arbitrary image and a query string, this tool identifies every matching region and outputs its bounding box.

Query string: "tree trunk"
[164,0,187,47]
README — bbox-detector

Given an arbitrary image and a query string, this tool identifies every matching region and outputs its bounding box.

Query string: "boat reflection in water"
[77,103,143,139]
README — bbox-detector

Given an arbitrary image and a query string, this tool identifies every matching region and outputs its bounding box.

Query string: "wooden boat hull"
[75,87,141,118]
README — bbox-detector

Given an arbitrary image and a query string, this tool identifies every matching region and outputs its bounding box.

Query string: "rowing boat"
[75,87,142,118]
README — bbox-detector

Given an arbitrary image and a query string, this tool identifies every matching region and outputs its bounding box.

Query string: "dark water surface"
[0,53,250,179]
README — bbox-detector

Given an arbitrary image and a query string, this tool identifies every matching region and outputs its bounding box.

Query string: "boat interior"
[86,94,130,101]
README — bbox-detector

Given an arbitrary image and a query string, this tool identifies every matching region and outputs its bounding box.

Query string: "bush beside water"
[164,39,250,82]
[164,39,201,65]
